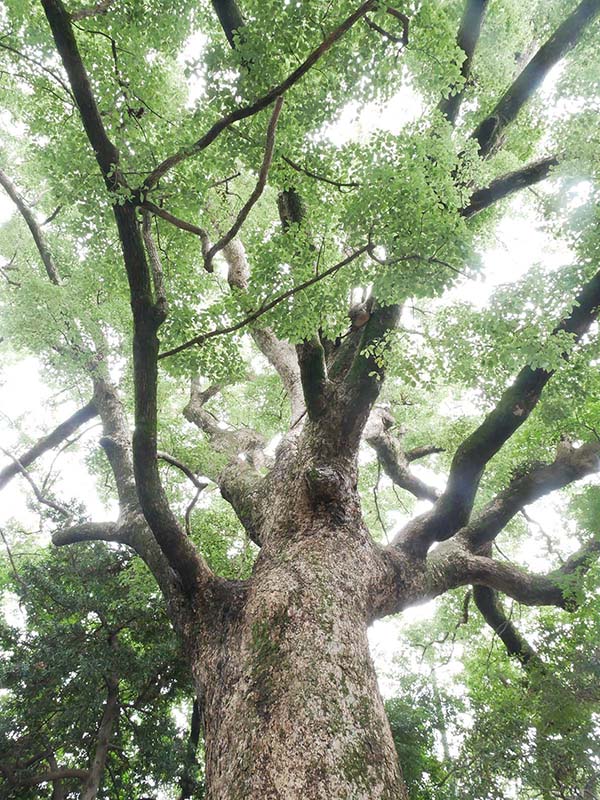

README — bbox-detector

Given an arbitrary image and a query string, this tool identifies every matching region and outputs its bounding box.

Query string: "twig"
[203,96,284,272]
[282,155,360,190]
[142,0,378,190]
[0,448,71,518]
[0,527,28,592]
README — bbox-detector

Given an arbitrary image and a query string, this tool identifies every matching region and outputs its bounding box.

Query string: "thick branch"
[461,441,600,551]
[396,264,600,555]
[42,0,215,594]
[142,0,377,190]
[461,155,559,217]
[405,444,445,462]
[3,768,89,788]
[178,699,201,800]
[473,585,542,667]
[365,408,440,501]
[52,521,123,546]
[438,0,490,125]
[341,302,401,444]
[211,0,245,48]
[0,167,61,284]
[0,400,97,491]
[41,0,120,180]
[296,337,329,421]
[470,0,600,158]
[81,674,119,800]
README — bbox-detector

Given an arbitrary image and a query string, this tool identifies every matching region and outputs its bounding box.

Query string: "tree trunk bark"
[195,516,407,800]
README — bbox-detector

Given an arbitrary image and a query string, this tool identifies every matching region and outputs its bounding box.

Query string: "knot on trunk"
[304,464,357,525]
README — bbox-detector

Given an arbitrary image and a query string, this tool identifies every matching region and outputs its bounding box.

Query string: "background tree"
[0,540,201,799]
[1,0,600,797]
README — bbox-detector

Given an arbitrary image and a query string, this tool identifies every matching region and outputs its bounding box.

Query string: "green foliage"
[0,543,197,799]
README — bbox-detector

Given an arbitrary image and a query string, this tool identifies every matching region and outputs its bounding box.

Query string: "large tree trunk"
[194,444,407,799]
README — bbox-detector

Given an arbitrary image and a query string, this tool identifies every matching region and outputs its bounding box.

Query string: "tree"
[1,0,600,796]
[0,542,199,799]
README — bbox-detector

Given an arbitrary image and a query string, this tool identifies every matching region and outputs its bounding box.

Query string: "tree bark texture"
[194,453,407,799]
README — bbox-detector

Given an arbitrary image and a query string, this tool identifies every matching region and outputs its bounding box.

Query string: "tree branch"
[139,199,209,243]
[438,0,490,125]
[0,400,97,491]
[203,96,283,272]
[296,337,329,421]
[41,0,215,596]
[157,451,209,492]
[395,264,600,555]
[365,407,440,501]
[470,0,600,159]
[0,447,72,517]
[80,673,119,800]
[405,443,445,462]
[472,584,543,667]
[142,0,377,190]
[70,0,116,20]
[211,0,245,48]
[340,302,402,445]
[460,441,600,551]
[461,155,559,217]
[52,521,123,546]
[158,244,370,360]
[0,167,61,284]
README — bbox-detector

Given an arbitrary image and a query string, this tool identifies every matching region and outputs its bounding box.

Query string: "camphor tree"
[1,0,600,796]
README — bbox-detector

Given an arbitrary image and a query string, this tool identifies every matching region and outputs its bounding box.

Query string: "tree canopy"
[1,0,600,797]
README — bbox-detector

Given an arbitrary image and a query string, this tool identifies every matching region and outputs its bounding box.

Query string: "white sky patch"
[323,78,424,145]
[178,30,208,108]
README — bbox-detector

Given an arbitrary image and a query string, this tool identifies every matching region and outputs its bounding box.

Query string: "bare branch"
[365,408,440,502]
[52,521,123,546]
[282,155,360,190]
[0,400,97,491]
[203,96,284,272]
[364,6,410,47]
[460,441,600,551]
[157,451,209,492]
[140,199,209,244]
[461,155,559,217]
[438,0,490,125]
[0,41,75,101]
[0,167,61,284]
[142,0,377,190]
[405,444,445,462]
[0,447,71,517]
[473,584,543,668]
[470,0,600,159]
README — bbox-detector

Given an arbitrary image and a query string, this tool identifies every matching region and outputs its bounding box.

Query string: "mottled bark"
[195,452,407,800]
